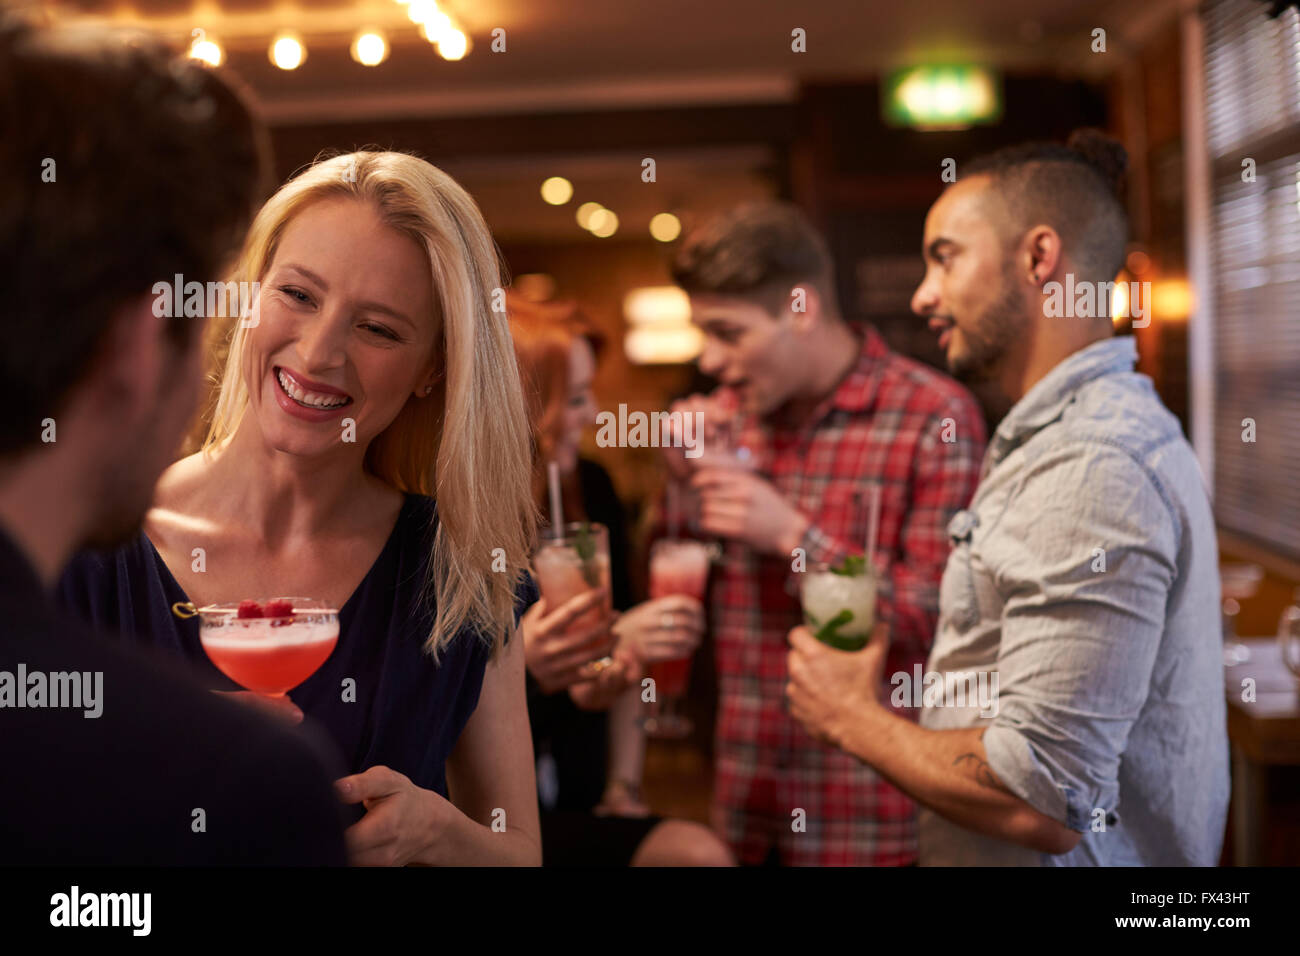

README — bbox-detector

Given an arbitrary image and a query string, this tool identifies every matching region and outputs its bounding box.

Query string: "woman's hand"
[568,644,642,712]
[612,595,705,664]
[521,588,618,694]
[213,690,303,724]
[335,765,451,866]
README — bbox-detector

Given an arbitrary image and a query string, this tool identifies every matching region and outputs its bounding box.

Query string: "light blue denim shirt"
[919,336,1229,866]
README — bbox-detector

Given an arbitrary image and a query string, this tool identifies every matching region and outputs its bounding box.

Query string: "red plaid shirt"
[658,325,985,865]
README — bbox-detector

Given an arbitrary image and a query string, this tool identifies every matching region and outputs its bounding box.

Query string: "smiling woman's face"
[247,197,438,459]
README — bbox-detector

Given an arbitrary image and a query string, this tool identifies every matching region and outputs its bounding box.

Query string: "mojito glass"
[799,556,877,651]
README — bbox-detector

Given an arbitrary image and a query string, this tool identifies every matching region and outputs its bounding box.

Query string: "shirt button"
[947,509,979,542]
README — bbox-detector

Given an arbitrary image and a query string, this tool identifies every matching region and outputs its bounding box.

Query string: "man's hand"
[690,467,810,556]
[661,393,715,480]
[786,622,890,749]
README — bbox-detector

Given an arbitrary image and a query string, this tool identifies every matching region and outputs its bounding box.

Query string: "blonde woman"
[58,151,541,865]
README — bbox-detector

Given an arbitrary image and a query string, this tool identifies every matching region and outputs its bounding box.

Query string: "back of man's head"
[0,17,268,459]
[964,128,1129,285]
[670,201,839,319]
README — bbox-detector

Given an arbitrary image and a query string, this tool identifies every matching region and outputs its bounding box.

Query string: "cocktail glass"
[799,558,877,651]
[532,522,615,669]
[643,538,713,739]
[196,597,339,697]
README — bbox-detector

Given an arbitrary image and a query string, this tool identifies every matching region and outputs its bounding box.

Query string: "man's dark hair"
[0,18,269,458]
[670,201,838,319]
[964,128,1129,284]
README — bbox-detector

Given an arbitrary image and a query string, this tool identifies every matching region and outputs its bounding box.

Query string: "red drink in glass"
[197,598,339,697]
[644,539,711,738]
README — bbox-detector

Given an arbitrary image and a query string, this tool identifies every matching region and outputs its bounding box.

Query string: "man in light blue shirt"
[785,129,1228,865]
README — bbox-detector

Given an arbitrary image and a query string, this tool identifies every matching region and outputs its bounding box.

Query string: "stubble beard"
[949,268,1030,387]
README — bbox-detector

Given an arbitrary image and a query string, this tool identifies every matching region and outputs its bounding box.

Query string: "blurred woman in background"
[509,291,733,866]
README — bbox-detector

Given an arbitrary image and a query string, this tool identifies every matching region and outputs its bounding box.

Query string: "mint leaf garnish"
[574,522,600,589]
[813,608,853,643]
[830,554,866,577]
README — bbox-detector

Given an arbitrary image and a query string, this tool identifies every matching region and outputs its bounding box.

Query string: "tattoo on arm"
[952,752,1009,793]
[953,728,1010,793]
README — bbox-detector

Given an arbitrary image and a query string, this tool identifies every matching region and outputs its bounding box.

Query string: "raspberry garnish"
[236,599,263,619]
[264,599,294,620]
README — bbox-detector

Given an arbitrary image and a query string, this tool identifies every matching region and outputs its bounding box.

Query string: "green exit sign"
[883,65,1002,130]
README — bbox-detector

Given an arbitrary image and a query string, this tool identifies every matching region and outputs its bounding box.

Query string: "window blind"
[1203,0,1300,559]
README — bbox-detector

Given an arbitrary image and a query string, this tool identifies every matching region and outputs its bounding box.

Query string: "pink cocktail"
[644,538,712,738]
[197,598,339,697]
[532,522,614,666]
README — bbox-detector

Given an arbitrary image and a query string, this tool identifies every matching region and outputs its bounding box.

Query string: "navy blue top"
[56,493,536,821]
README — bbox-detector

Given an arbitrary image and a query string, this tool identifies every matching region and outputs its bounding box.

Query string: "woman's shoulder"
[151,451,211,511]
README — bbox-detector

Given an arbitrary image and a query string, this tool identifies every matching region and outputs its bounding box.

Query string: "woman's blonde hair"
[201,150,537,657]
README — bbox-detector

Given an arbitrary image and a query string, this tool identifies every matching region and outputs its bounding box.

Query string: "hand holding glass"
[643,538,713,738]
[532,522,616,670]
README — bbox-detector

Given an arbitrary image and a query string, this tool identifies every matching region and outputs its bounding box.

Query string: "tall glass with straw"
[531,461,615,669]
[798,484,881,650]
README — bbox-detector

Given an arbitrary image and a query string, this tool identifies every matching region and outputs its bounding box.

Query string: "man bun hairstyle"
[964,127,1129,285]
[1065,127,1129,201]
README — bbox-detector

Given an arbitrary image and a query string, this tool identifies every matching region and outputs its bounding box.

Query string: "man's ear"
[1022,225,1063,286]
[788,283,825,332]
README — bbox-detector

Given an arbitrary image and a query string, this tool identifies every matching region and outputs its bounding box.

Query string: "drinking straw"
[864,484,882,572]
[547,460,564,533]
[667,479,680,540]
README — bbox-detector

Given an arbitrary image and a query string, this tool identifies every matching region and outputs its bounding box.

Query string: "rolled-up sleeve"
[980,441,1178,831]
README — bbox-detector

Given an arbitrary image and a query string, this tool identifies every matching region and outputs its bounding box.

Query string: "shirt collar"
[818,323,891,416]
[989,335,1137,464]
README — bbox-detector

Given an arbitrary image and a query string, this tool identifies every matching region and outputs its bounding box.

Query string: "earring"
[424,385,433,396]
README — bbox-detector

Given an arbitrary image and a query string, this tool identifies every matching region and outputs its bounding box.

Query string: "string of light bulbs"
[187,0,469,70]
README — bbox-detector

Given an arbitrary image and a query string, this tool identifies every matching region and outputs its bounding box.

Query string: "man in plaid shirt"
[657,202,984,865]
